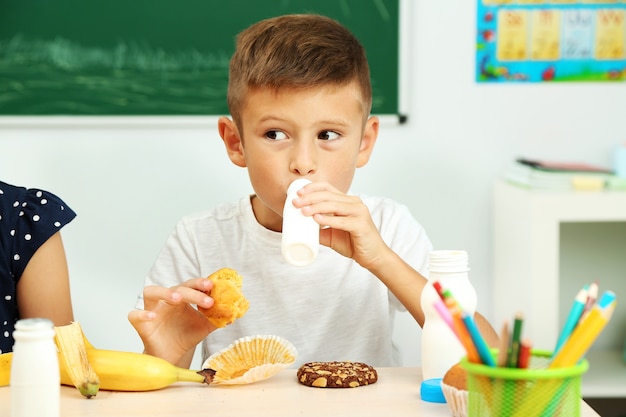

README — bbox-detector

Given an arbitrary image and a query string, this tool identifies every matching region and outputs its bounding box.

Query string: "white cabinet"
[493,180,626,397]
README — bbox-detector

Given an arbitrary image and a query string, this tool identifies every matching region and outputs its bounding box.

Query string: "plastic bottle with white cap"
[420,250,477,403]
[10,318,60,417]
[282,179,319,266]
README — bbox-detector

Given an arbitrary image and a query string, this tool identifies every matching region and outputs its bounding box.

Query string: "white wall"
[1,0,625,367]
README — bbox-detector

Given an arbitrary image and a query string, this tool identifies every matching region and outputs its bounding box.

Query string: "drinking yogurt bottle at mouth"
[282,179,319,266]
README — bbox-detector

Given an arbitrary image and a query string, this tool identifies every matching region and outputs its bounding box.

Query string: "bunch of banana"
[0,322,213,396]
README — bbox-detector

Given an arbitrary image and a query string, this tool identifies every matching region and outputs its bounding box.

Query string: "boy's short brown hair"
[227,14,372,124]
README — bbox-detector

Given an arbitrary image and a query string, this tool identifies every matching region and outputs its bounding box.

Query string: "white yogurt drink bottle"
[10,318,60,417]
[282,179,319,266]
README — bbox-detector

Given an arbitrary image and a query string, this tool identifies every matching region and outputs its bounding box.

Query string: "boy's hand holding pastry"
[128,277,218,366]
[129,268,249,367]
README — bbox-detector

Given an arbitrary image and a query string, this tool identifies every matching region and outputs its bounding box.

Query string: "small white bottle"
[282,179,319,266]
[420,250,477,402]
[10,318,60,417]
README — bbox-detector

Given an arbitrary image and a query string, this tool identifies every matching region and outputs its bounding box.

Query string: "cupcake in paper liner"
[441,363,468,417]
[201,335,297,385]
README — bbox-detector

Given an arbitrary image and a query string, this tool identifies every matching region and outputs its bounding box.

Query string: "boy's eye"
[318,131,340,141]
[264,130,288,141]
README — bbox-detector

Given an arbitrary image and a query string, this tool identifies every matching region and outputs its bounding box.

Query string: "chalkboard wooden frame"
[0,0,409,123]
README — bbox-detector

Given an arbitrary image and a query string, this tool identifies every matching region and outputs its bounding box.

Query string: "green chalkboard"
[0,0,401,117]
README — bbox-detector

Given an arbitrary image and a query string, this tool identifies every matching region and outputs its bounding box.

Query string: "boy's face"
[219,81,378,232]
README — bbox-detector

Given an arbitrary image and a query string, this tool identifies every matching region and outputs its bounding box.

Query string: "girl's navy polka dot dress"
[0,181,76,353]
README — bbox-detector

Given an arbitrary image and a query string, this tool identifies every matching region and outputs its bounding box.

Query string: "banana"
[54,322,100,398]
[0,351,10,386]
[0,325,213,392]
[76,348,211,391]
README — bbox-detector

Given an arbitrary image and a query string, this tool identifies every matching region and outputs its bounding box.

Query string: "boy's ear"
[218,116,247,167]
[356,116,379,168]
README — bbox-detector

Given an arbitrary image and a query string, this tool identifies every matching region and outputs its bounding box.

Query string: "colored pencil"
[507,312,524,368]
[517,338,532,369]
[450,308,481,364]
[496,320,509,367]
[553,285,588,356]
[550,290,616,369]
[579,280,599,323]
[432,281,445,300]
[433,298,457,336]
[442,288,455,305]
[462,312,496,367]
[442,296,481,363]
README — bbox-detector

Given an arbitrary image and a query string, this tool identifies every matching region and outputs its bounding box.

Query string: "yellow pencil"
[550,291,616,369]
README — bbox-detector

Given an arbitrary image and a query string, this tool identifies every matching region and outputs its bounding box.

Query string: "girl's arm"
[17,231,74,326]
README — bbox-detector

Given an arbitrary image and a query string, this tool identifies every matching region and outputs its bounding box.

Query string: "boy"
[129,14,498,368]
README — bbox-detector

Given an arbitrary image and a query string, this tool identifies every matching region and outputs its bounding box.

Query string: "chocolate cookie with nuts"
[296,361,378,388]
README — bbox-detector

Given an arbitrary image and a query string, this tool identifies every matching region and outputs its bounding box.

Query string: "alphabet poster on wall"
[476,1,626,82]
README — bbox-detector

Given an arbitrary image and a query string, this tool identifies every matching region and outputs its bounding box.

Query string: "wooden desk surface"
[0,367,600,417]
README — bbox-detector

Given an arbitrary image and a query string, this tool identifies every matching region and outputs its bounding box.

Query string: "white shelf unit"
[493,180,626,398]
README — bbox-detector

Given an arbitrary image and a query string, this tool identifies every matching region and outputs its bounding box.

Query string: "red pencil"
[517,338,532,369]
[432,281,445,300]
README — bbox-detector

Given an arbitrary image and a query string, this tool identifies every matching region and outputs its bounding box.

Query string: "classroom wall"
[1,1,625,368]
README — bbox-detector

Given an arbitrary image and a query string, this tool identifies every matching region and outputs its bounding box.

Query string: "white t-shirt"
[137,195,433,367]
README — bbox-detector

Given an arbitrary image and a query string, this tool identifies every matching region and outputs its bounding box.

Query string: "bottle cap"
[420,378,446,403]
[14,318,54,331]
[428,250,470,273]
[282,242,317,266]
